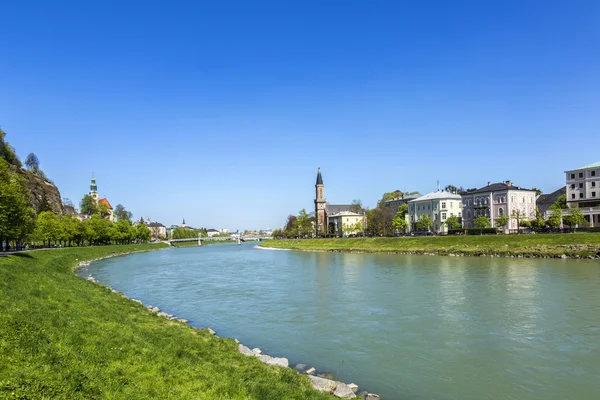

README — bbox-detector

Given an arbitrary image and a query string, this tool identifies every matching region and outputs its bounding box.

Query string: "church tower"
[314,167,326,236]
[89,175,98,201]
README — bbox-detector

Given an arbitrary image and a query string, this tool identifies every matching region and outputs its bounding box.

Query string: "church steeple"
[316,166,323,185]
[89,174,98,200]
[314,166,326,236]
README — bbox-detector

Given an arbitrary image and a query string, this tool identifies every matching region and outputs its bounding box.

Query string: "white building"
[327,211,366,237]
[406,191,463,234]
[565,161,600,227]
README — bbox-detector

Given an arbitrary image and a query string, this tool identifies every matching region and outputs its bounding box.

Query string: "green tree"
[25,152,40,171]
[530,207,545,232]
[296,209,313,238]
[34,211,60,247]
[98,202,111,219]
[416,214,434,232]
[85,214,112,245]
[392,210,407,233]
[474,215,491,234]
[80,194,98,216]
[135,223,152,242]
[0,159,35,247]
[114,219,135,244]
[552,194,568,210]
[114,204,133,221]
[348,199,363,213]
[563,208,584,230]
[546,207,563,229]
[494,215,510,232]
[444,215,462,231]
[0,129,22,168]
[397,203,409,218]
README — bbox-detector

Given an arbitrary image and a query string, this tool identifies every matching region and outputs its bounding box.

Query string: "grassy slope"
[260,234,600,258]
[0,244,332,400]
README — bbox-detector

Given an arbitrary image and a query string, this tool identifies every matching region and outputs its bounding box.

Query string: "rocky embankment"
[18,168,63,214]
[79,258,382,399]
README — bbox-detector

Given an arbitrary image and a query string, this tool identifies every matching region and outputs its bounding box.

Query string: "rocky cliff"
[17,169,64,214]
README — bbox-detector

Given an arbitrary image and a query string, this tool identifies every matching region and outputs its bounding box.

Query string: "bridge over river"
[168,236,272,246]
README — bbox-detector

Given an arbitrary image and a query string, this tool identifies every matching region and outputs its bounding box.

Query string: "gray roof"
[147,222,165,228]
[326,204,353,214]
[466,182,534,194]
[384,194,420,203]
[537,186,566,205]
[316,168,323,185]
[572,161,600,170]
[206,229,219,232]
[410,191,462,202]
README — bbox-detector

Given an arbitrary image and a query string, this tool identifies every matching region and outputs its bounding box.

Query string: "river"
[79,242,600,399]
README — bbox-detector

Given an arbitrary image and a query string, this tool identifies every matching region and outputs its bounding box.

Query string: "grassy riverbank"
[260,234,600,258]
[0,244,332,399]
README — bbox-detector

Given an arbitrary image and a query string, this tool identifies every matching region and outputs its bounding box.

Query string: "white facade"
[565,161,600,227]
[406,191,463,234]
[327,211,366,237]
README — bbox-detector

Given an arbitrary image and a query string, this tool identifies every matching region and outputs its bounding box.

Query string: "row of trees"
[272,209,313,238]
[171,227,208,239]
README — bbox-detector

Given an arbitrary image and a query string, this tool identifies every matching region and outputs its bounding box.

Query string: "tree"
[444,215,462,231]
[114,204,133,221]
[494,215,510,233]
[563,208,584,230]
[283,215,299,238]
[348,199,363,213]
[530,207,545,232]
[510,209,526,234]
[416,214,434,232]
[135,223,151,242]
[546,207,563,229]
[24,153,40,171]
[0,129,22,168]
[0,158,35,248]
[392,213,407,233]
[62,198,74,207]
[397,203,409,218]
[34,211,60,247]
[296,209,313,238]
[552,194,568,210]
[531,187,543,196]
[520,220,532,230]
[98,202,111,219]
[444,185,458,194]
[474,216,491,234]
[80,194,98,216]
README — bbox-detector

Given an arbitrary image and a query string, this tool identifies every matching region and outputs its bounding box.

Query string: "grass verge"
[259,234,600,258]
[0,244,332,400]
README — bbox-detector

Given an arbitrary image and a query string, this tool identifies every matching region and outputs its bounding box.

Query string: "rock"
[157,312,168,318]
[305,367,316,375]
[207,328,216,335]
[151,307,160,313]
[308,375,337,393]
[265,357,289,368]
[252,348,262,355]
[365,394,380,400]
[294,364,308,373]
[234,338,240,344]
[177,318,189,323]
[333,382,357,398]
[318,372,334,380]
[238,344,255,356]
[86,276,97,283]
[561,254,568,259]
[348,383,359,393]
[258,354,273,363]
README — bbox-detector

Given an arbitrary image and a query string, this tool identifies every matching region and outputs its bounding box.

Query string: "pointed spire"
[316,166,323,185]
[182,218,186,225]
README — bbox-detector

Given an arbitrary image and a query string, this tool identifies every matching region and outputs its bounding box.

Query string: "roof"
[98,198,113,209]
[316,167,323,185]
[384,194,420,203]
[536,186,566,205]
[571,161,600,171]
[147,222,165,228]
[328,211,364,218]
[409,191,462,202]
[326,204,353,214]
[206,229,219,232]
[465,182,534,194]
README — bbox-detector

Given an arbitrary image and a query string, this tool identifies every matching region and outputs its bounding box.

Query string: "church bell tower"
[89,174,98,201]
[314,167,326,236]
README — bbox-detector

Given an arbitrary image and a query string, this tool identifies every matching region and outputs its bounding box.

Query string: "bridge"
[168,235,272,246]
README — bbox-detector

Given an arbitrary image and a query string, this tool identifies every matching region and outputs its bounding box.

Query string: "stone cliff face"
[17,169,64,214]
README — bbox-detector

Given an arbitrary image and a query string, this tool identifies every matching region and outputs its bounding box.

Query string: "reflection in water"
[82,245,600,400]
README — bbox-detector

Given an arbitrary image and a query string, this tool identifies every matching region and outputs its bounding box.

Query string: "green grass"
[171,240,234,248]
[0,244,333,400]
[260,234,600,258]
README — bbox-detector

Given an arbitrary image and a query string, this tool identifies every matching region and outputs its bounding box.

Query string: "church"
[89,175,114,222]
[314,167,367,237]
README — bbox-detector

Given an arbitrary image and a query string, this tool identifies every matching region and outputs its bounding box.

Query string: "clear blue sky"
[1,1,599,230]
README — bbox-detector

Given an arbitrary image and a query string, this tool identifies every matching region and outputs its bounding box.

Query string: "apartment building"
[565,161,600,227]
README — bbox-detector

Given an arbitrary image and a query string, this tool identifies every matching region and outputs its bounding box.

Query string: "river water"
[79,243,600,399]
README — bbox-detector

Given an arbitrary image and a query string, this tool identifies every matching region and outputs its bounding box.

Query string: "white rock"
[305,367,316,375]
[207,328,216,335]
[365,394,380,400]
[308,375,337,393]
[157,312,168,318]
[252,348,262,355]
[333,382,357,398]
[234,338,240,344]
[238,344,255,356]
[151,307,160,313]
[258,354,273,363]
[265,357,289,368]
[348,383,359,393]
[293,364,308,373]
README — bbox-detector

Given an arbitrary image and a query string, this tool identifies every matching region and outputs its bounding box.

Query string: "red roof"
[98,198,113,209]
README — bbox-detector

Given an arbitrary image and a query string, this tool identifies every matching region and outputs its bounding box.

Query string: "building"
[88,175,114,222]
[461,181,536,232]
[536,187,566,216]
[146,221,167,240]
[313,167,366,236]
[206,229,219,237]
[406,190,462,234]
[383,194,420,213]
[565,161,600,227]
[327,211,366,237]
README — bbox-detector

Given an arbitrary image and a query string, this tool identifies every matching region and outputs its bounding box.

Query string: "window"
[572,194,576,199]
[571,184,575,189]
[499,207,504,216]
[428,204,430,210]
[441,202,446,208]
[433,204,437,210]
[580,193,584,199]
[410,204,414,211]
[571,173,575,179]
[467,210,471,218]
[593,192,597,197]
[417,205,420,211]
[579,183,584,188]
[592,182,596,187]
[579,173,584,178]
[592,171,597,177]
[441,212,447,220]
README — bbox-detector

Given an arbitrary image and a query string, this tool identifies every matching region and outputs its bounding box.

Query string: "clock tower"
[314,167,326,236]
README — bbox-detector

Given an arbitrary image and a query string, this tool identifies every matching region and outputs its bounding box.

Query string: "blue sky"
[1,1,599,230]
